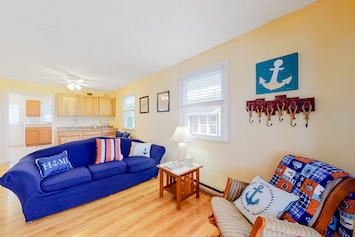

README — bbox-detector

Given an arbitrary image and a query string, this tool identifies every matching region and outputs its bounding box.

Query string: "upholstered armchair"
[209,155,355,237]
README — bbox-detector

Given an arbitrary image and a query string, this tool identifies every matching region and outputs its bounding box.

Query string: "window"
[123,94,135,130]
[180,62,227,141]
[41,102,53,123]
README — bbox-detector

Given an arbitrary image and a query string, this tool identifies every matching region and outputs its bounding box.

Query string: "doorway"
[6,93,54,163]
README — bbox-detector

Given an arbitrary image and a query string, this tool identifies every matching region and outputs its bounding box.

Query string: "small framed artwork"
[157,90,170,112]
[139,96,149,113]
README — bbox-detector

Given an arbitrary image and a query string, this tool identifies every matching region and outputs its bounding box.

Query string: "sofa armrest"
[223,177,249,202]
[250,216,321,237]
[0,157,42,204]
[150,144,166,165]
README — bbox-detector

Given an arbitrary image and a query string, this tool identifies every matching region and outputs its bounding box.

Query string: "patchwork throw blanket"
[269,154,354,237]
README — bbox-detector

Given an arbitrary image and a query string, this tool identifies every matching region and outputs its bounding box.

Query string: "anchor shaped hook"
[256,105,264,123]
[247,105,254,123]
[266,105,274,127]
[302,103,312,128]
[288,103,298,127]
[276,102,285,122]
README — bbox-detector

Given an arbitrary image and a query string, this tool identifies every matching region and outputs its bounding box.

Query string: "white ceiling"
[0,0,317,92]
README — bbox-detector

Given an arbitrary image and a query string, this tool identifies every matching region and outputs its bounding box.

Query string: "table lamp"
[170,126,194,161]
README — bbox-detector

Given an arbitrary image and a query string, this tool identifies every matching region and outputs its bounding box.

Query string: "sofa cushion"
[123,156,155,173]
[41,167,92,192]
[96,138,123,164]
[88,160,127,180]
[129,141,151,158]
[211,196,252,236]
[35,150,73,179]
[234,175,299,224]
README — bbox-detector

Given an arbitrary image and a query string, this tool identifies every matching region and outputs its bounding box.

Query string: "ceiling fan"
[40,64,92,90]
[66,75,85,91]
[57,73,91,91]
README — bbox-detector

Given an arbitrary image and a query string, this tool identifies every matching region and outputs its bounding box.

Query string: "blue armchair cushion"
[88,161,127,180]
[41,167,92,192]
[35,150,73,179]
[123,157,156,173]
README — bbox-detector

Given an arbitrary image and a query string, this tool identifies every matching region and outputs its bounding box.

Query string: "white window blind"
[180,62,227,141]
[182,68,223,105]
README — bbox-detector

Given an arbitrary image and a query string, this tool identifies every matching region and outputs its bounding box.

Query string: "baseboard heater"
[199,182,223,197]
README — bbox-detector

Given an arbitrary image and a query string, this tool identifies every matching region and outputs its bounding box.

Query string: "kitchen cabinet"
[58,94,115,117]
[57,128,117,144]
[82,130,102,139]
[25,127,52,147]
[101,129,116,137]
[25,128,38,146]
[26,100,41,117]
[81,96,99,116]
[99,97,116,116]
[58,93,81,116]
[57,130,82,144]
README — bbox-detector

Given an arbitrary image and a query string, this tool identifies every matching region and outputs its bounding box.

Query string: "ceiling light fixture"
[67,81,82,91]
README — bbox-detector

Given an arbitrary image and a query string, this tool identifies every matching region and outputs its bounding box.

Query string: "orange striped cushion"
[95,138,122,164]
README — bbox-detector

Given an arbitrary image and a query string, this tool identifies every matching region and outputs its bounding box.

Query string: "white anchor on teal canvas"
[259,59,292,90]
[256,52,298,94]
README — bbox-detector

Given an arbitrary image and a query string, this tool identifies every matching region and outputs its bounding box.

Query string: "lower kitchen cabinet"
[25,127,52,147]
[57,128,117,144]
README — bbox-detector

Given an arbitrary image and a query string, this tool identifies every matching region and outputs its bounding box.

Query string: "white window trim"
[179,61,228,142]
[122,94,136,130]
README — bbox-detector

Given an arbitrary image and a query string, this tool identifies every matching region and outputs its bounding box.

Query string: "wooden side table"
[157,161,203,210]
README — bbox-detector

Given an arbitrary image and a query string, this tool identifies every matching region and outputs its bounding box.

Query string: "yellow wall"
[0,78,115,163]
[115,0,355,190]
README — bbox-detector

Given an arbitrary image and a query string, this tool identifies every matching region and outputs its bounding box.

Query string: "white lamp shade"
[170,126,193,143]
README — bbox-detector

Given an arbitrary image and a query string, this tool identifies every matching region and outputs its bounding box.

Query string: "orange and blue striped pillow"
[95,138,122,164]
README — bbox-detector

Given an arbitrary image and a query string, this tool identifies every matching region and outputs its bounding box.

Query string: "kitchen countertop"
[57,126,116,131]
[25,124,52,128]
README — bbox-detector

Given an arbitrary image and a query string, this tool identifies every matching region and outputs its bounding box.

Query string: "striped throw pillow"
[95,138,123,164]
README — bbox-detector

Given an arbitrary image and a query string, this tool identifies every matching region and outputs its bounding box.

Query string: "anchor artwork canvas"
[256,52,298,94]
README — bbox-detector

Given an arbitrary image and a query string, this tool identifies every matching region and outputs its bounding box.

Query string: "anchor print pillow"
[129,141,152,158]
[35,150,73,179]
[234,175,299,224]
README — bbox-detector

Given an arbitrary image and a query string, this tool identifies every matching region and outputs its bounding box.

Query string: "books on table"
[163,161,184,170]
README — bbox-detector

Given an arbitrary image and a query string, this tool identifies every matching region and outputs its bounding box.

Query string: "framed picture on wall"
[157,91,170,112]
[139,96,149,113]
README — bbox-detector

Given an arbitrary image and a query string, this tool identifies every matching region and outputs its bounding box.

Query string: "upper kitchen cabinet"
[81,96,99,116]
[99,97,116,117]
[26,100,40,117]
[57,93,115,117]
[58,93,81,116]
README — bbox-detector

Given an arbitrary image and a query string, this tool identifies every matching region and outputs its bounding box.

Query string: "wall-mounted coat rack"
[246,95,315,127]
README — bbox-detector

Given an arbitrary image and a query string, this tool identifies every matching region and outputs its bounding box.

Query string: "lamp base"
[177,142,187,161]
[184,156,193,167]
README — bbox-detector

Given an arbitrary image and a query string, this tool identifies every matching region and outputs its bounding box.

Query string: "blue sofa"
[0,137,165,222]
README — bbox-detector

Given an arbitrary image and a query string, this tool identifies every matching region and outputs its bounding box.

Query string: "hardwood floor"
[0,163,220,237]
